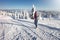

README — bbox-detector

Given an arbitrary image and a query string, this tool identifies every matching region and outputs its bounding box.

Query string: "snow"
[17,19,60,40]
[0,15,13,20]
[0,15,23,40]
[19,18,60,29]
[0,15,60,40]
[0,15,14,23]
[39,18,60,28]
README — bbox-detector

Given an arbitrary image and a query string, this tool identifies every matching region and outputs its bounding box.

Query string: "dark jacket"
[34,11,37,19]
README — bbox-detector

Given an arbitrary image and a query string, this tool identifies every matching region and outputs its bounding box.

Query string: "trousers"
[34,19,38,27]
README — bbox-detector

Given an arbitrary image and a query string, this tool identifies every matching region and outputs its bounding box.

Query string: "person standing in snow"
[34,11,38,28]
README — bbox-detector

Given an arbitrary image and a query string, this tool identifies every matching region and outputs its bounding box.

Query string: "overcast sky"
[0,0,60,11]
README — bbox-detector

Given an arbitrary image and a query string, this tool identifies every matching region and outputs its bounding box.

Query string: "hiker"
[34,11,38,28]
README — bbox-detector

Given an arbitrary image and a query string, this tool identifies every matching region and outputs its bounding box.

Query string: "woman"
[34,11,38,28]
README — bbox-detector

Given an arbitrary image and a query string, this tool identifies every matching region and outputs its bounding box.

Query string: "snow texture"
[0,15,60,40]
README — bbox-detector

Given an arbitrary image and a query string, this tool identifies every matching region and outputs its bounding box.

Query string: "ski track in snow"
[17,20,60,40]
[0,19,60,40]
[11,20,43,40]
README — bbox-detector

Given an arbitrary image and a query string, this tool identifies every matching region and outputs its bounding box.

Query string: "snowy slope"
[18,19,60,40]
[0,15,23,40]
[39,18,60,28]
[0,15,60,40]
[19,18,60,29]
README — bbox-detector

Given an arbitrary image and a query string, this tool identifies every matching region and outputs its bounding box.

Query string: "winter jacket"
[34,11,37,19]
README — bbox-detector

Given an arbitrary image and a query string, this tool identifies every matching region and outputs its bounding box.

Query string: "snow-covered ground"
[39,18,60,29]
[0,15,60,40]
[19,18,60,29]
